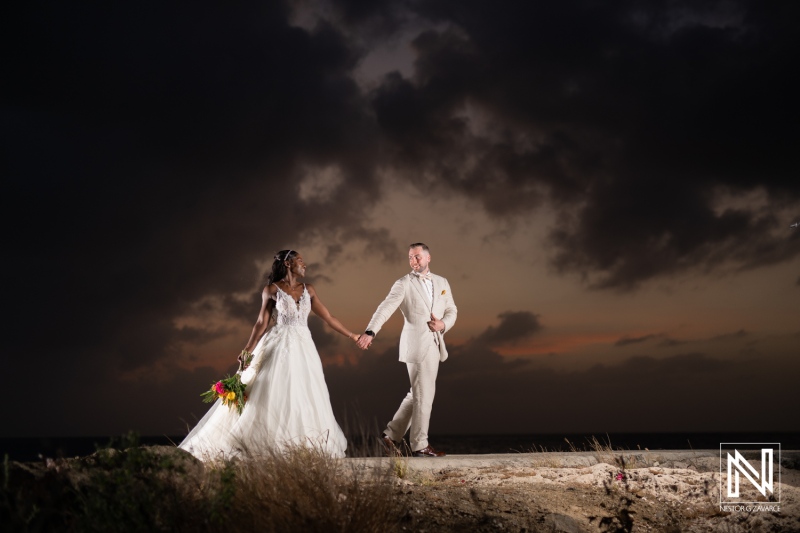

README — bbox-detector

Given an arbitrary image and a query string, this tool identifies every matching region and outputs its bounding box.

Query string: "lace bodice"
[275,285,311,327]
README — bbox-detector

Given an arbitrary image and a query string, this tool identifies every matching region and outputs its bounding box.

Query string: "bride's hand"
[356,335,373,350]
[237,350,250,372]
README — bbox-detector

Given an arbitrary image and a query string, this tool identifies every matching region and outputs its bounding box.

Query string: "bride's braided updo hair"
[267,249,297,285]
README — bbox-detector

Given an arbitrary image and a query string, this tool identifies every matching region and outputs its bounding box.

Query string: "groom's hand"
[428,313,445,333]
[356,334,373,350]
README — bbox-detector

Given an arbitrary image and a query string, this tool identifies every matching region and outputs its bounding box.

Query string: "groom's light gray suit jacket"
[366,273,457,363]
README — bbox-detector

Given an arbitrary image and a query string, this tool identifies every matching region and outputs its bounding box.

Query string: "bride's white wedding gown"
[179,285,347,460]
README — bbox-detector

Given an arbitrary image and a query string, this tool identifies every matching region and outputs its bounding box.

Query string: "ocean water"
[430,432,800,455]
[3,432,798,462]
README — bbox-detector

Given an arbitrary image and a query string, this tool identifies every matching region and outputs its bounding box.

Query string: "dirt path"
[378,452,799,532]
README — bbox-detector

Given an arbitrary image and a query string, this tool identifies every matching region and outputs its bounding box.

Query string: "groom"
[357,243,457,457]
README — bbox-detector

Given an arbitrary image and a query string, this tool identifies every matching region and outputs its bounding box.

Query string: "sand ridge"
[355,450,799,532]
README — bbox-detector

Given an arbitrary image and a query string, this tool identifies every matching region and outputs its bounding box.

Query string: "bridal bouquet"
[201,375,248,414]
[200,351,255,415]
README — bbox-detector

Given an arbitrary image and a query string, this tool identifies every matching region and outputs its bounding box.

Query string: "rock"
[542,512,590,533]
[780,451,800,470]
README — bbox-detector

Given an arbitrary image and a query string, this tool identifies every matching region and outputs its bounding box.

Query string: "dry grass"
[390,455,409,479]
[2,434,401,533]
[225,444,398,532]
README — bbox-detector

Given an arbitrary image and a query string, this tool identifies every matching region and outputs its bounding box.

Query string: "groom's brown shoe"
[379,434,401,456]
[412,445,446,457]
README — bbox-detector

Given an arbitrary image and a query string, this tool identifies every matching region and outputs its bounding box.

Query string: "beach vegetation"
[1,433,399,532]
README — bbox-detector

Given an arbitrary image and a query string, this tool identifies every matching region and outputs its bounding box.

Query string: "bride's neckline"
[276,283,307,306]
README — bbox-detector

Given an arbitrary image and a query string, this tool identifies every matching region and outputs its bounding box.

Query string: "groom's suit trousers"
[384,348,440,451]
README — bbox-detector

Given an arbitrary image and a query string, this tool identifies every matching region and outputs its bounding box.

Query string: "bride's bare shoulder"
[263,283,279,298]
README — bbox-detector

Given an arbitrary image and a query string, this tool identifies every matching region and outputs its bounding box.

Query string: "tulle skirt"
[179,324,347,460]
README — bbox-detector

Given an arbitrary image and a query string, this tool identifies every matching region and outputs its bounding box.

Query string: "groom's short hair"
[409,242,430,253]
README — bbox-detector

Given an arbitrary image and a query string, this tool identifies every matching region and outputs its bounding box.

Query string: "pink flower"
[615,473,625,481]
[214,381,225,395]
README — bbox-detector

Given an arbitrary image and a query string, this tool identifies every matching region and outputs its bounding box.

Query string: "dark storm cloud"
[362,0,800,289]
[475,311,543,346]
[657,338,689,348]
[3,2,388,379]
[709,329,748,341]
[616,329,748,348]
[321,0,408,38]
[175,326,235,344]
[614,333,659,347]
[654,328,748,348]
[2,2,401,436]
[222,292,266,325]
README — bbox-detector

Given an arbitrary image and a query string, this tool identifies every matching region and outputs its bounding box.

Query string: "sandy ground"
[8,447,797,532]
[356,450,800,532]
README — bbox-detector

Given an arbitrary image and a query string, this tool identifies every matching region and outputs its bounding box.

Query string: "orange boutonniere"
[441,290,446,295]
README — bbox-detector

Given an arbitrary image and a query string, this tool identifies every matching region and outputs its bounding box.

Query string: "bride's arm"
[307,284,360,342]
[242,285,276,354]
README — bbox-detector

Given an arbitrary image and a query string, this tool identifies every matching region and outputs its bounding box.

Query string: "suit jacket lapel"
[431,275,439,311]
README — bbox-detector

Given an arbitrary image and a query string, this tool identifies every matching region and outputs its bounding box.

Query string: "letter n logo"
[720,443,780,505]
[727,449,772,497]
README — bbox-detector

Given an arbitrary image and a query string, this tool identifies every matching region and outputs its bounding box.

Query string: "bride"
[179,249,360,460]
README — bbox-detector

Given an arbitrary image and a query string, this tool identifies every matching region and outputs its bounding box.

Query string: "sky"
[3,0,799,440]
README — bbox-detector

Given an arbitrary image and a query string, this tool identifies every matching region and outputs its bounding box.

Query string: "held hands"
[428,313,445,333]
[342,330,369,349]
[356,334,373,350]
[355,314,442,352]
